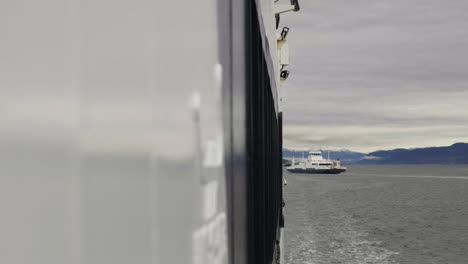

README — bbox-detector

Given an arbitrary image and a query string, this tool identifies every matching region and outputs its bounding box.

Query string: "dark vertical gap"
[245,2,284,263]
[244,1,255,263]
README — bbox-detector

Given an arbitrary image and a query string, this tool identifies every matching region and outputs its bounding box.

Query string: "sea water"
[284,165,468,264]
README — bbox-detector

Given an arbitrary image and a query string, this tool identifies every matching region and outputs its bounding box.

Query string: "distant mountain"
[358,143,468,164]
[283,149,366,164]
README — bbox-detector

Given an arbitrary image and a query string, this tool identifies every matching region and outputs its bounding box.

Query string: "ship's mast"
[292,150,295,166]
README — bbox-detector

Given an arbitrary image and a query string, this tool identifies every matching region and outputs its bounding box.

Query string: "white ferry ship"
[287,151,347,174]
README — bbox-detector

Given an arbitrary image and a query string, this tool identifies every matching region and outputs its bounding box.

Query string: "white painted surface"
[0,0,226,263]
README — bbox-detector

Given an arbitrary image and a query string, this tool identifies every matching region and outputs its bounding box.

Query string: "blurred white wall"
[0,0,226,263]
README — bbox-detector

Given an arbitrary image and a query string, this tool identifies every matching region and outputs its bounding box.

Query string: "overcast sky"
[280,0,468,153]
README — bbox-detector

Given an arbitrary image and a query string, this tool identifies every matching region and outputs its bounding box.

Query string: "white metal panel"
[254,0,282,113]
[0,0,227,264]
[279,41,290,66]
[255,0,299,114]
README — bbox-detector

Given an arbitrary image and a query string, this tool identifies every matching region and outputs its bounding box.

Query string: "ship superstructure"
[287,151,347,174]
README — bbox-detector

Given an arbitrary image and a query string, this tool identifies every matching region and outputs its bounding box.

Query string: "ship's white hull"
[287,167,347,174]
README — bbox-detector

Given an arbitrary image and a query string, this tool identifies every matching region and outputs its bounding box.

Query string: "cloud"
[281,0,468,152]
[283,124,468,153]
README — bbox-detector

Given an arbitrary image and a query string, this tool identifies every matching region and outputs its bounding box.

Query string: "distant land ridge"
[358,143,468,164]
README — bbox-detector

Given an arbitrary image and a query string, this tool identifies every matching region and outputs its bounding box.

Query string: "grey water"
[284,165,468,264]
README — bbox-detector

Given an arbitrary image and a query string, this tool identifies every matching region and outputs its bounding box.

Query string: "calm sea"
[283,165,468,264]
